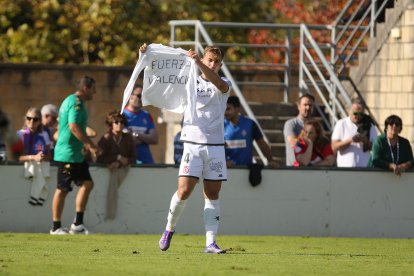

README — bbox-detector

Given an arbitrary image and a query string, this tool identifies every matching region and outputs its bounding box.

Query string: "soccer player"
[140,44,231,253]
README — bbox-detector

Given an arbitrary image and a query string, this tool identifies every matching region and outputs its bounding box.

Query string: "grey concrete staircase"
[247,102,298,164]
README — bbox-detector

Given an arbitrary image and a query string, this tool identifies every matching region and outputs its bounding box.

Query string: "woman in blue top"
[17,107,51,162]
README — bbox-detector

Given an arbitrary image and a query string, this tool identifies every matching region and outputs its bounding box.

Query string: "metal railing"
[169,21,335,164]
[170,21,333,102]
[170,20,283,164]
[300,23,351,130]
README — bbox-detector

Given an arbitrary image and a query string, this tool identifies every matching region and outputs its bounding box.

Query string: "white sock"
[204,198,220,246]
[166,191,187,231]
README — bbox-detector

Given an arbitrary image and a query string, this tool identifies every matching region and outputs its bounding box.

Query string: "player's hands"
[187,49,200,62]
[139,43,147,53]
[89,144,102,155]
[88,145,102,162]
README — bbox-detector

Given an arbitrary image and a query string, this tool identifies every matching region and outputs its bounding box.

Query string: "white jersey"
[180,75,231,145]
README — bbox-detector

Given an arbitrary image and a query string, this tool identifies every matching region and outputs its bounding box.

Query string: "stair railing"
[299,23,350,130]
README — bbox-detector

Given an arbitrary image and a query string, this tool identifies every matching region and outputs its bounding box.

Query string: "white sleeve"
[331,121,342,141]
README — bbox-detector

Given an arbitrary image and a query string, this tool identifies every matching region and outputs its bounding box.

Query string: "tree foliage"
[0,0,279,65]
[247,0,349,66]
[0,0,351,65]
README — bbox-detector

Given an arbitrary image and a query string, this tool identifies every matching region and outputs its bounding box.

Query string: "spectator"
[17,107,52,162]
[123,84,158,164]
[41,104,58,142]
[369,115,413,176]
[17,107,52,206]
[0,108,10,162]
[331,98,377,167]
[224,96,278,168]
[173,118,184,165]
[97,110,136,220]
[41,104,58,157]
[50,76,102,235]
[283,94,315,166]
[293,119,335,167]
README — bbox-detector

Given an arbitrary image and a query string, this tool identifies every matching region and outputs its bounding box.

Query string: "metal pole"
[371,0,376,37]
[284,28,291,103]
[298,24,305,96]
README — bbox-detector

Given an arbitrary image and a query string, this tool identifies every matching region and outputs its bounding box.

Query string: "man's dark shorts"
[56,161,93,192]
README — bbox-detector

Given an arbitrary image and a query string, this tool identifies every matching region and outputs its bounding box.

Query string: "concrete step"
[249,102,297,117]
[263,129,284,143]
[269,142,286,156]
[257,117,285,129]
[242,102,292,162]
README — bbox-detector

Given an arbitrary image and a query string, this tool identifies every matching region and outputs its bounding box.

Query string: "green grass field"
[1,233,413,275]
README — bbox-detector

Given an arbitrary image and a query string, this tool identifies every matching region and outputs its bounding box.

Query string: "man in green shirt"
[50,76,102,235]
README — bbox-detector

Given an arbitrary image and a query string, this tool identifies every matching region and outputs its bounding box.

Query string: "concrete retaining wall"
[1,164,413,238]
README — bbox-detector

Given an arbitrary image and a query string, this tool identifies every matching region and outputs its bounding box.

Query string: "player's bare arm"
[187,49,229,93]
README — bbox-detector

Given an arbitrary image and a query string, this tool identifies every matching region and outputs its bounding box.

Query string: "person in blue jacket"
[224,96,278,168]
[123,84,159,164]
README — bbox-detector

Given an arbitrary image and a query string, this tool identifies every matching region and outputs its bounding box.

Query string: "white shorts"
[178,143,227,181]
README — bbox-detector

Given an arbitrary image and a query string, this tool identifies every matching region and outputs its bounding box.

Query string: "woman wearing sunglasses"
[97,110,136,219]
[17,107,52,206]
[369,115,413,176]
[17,107,52,163]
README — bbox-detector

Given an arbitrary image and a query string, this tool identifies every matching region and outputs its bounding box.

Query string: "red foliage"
[248,0,349,67]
